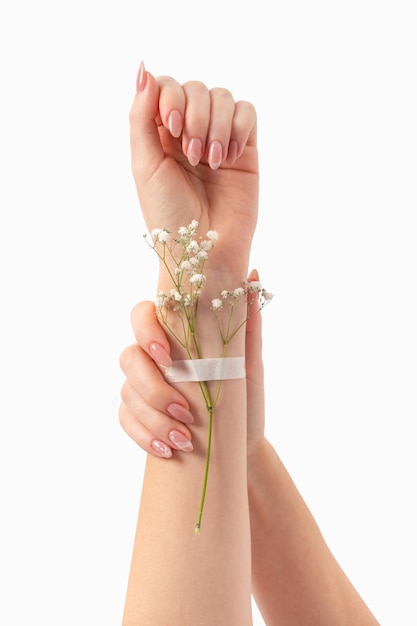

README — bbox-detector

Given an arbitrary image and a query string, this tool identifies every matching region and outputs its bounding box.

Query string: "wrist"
[157,268,249,360]
[247,437,270,491]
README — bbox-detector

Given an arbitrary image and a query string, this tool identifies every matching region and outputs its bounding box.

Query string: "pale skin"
[120,299,380,626]
[120,63,380,625]
[121,62,258,626]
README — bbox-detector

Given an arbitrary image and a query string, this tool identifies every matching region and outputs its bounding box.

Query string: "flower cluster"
[149,220,218,336]
[146,220,273,533]
[210,282,274,345]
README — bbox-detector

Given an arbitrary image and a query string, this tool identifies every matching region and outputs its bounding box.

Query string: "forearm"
[122,296,253,625]
[248,439,380,625]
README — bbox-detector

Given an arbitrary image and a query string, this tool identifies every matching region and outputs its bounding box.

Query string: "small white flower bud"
[190,273,205,284]
[206,230,218,241]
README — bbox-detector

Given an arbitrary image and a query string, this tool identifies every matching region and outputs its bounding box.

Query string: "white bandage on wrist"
[162,357,246,383]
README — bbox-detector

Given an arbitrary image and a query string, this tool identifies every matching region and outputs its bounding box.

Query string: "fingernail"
[168,110,182,138]
[149,342,172,367]
[169,430,193,452]
[167,403,194,424]
[136,60,147,92]
[247,268,259,282]
[208,140,223,169]
[227,140,238,163]
[151,440,172,458]
[187,137,203,166]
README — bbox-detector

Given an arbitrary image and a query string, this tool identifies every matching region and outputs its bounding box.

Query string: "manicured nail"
[167,403,194,424]
[168,110,182,138]
[151,440,172,458]
[150,342,172,367]
[136,60,147,92]
[227,140,238,163]
[247,268,259,282]
[169,430,193,452]
[208,140,222,169]
[187,137,203,166]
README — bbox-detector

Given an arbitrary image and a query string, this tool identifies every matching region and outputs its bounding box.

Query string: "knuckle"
[143,382,163,409]
[118,402,128,428]
[119,344,136,372]
[210,86,233,101]
[119,381,131,405]
[183,80,207,95]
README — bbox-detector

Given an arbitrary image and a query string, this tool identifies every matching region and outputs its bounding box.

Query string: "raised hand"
[130,62,259,279]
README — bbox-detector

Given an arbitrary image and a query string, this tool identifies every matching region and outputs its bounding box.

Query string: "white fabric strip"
[163,357,246,382]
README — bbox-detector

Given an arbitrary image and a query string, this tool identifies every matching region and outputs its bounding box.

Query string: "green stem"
[195,401,213,535]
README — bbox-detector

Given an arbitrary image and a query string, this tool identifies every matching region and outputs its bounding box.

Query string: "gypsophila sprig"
[145,220,273,534]
[210,282,274,346]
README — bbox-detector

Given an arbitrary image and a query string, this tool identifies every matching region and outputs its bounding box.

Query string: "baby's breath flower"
[246,280,262,292]
[145,219,272,534]
[200,240,213,252]
[151,227,171,243]
[186,240,200,254]
[160,230,171,243]
[155,291,166,307]
[262,291,274,303]
[151,228,163,239]
[190,273,205,284]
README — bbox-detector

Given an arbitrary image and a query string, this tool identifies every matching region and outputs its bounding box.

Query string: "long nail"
[136,60,147,92]
[150,342,172,367]
[151,440,172,458]
[208,140,222,169]
[167,403,194,424]
[168,110,182,138]
[247,268,259,282]
[169,430,193,452]
[187,137,203,166]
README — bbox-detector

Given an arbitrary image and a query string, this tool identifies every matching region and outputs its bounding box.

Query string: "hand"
[130,63,259,280]
[118,272,266,460]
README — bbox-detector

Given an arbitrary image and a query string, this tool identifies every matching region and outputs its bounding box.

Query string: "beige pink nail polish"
[169,430,193,452]
[150,342,172,367]
[208,140,222,169]
[168,110,182,138]
[167,403,194,424]
[187,138,203,166]
[151,440,172,458]
[136,60,147,92]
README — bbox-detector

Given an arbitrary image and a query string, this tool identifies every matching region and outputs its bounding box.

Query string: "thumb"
[129,62,164,184]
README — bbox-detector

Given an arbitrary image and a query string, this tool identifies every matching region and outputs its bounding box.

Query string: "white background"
[1,1,416,624]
